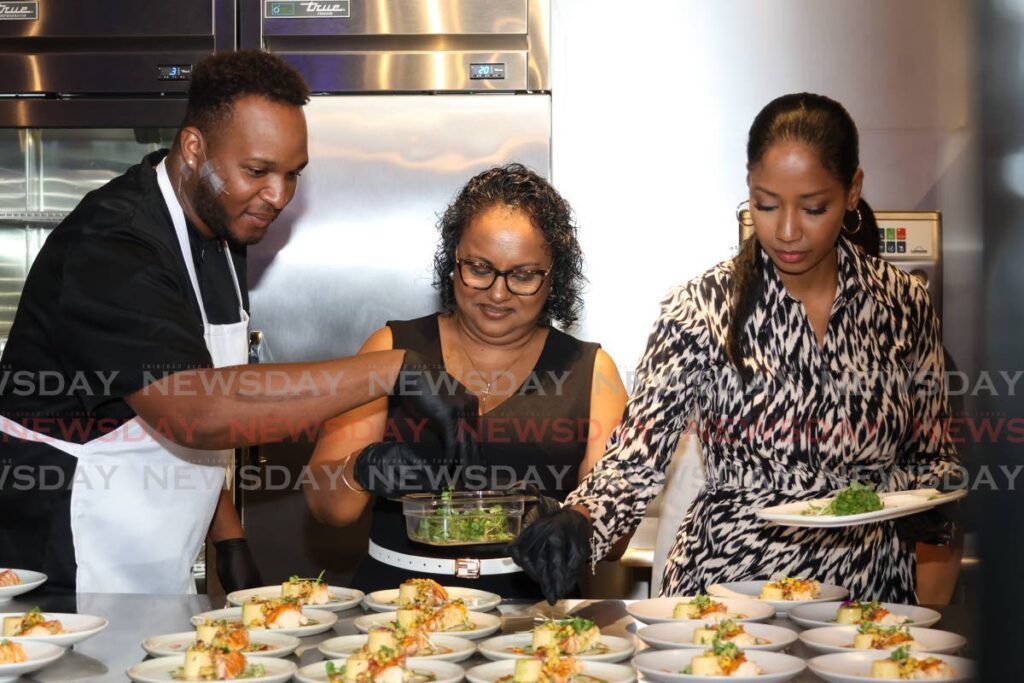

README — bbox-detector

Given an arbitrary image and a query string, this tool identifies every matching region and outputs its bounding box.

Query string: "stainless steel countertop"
[6,592,976,682]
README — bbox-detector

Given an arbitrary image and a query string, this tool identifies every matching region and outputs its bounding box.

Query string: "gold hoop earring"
[844,208,863,235]
[736,199,753,227]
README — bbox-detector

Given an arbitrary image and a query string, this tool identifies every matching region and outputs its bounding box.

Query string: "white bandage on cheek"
[199,159,230,196]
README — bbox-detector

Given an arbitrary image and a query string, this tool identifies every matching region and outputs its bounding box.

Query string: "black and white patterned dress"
[566,237,957,603]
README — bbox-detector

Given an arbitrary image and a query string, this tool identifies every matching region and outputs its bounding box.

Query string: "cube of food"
[367,626,399,654]
[184,645,215,680]
[530,618,600,655]
[759,586,785,601]
[870,658,902,679]
[196,621,220,646]
[513,658,543,683]
[241,601,265,628]
[686,641,762,678]
[689,654,723,676]
[396,607,424,630]
[398,578,449,608]
[836,601,864,625]
[855,633,879,649]
[345,652,371,681]
[1,617,21,637]
[281,579,303,600]
[692,627,718,645]
[532,623,559,650]
[673,603,699,619]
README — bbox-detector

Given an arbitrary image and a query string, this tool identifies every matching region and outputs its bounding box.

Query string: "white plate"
[467,659,635,683]
[708,580,848,613]
[786,601,941,629]
[227,585,364,612]
[0,570,47,603]
[191,607,338,637]
[126,655,296,683]
[318,634,477,662]
[296,658,465,683]
[807,651,975,682]
[632,648,806,683]
[0,640,64,683]
[353,611,501,640]
[477,633,636,662]
[0,611,108,647]
[626,597,775,625]
[755,488,966,528]
[798,625,967,655]
[636,622,797,653]
[363,587,501,613]
[141,631,301,658]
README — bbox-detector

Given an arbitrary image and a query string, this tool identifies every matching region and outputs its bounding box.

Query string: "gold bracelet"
[339,452,367,494]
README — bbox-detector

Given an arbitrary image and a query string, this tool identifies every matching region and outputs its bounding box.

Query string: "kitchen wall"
[548,0,980,595]
[551,0,979,380]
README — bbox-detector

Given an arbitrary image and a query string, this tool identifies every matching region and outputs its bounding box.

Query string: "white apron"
[0,159,248,593]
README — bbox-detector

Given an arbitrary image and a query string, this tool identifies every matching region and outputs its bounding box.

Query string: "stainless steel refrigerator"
[240,0,553,583]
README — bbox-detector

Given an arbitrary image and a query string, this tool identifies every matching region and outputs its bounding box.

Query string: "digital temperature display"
[470,63,506,80]
[157,64,192,81]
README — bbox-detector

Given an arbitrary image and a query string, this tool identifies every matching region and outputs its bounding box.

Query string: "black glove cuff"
[353,442,433,496]
[214,537,263,593]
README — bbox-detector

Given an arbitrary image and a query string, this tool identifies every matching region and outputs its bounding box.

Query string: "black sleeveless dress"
[349,314,600,597]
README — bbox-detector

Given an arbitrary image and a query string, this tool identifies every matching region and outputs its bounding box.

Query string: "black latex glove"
[214,538,263,594]
[357,351,479,496]
[508,507,591,605]
[520,483,562,526]
[353,440,466,496]
[393,352,479,464]
[894,470,965,546]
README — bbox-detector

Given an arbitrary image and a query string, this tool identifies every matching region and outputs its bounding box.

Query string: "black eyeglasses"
[455,257,550,296]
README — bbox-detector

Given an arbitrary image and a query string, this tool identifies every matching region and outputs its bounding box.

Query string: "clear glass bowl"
[402,491,527,547]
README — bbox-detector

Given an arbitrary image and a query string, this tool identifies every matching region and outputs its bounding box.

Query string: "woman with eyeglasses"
[510,93,960,605]
[304,164,627,596]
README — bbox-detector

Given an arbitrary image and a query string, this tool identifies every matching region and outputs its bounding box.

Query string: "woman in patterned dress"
[510,93,959,604]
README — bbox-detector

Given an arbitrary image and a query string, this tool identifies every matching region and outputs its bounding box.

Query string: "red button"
[896,227,907,239]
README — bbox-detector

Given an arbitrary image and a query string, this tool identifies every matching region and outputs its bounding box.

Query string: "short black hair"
[432,164,586,329]
[182,50,310,133]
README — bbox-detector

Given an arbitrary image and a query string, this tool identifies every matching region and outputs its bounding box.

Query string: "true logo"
[0,2,37,20]
[301,1,345,12]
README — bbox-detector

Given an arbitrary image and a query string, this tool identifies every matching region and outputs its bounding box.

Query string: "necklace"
[455,321,539,414]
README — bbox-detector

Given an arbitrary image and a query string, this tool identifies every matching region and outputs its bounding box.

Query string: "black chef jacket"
[0,149,249,590]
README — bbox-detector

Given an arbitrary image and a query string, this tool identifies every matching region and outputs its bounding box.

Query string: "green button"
[886,228,896,240]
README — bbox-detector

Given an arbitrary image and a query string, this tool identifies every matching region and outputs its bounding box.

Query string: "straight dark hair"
[728,92,874,383]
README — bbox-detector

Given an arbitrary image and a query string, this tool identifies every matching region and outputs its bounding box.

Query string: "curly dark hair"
[432,164,586,329]
[182,50,310,133]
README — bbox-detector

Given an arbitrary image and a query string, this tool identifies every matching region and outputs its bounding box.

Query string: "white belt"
[368,540,522,578]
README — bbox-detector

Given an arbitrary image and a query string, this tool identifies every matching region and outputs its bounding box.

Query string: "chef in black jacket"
[0,51,474,594]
